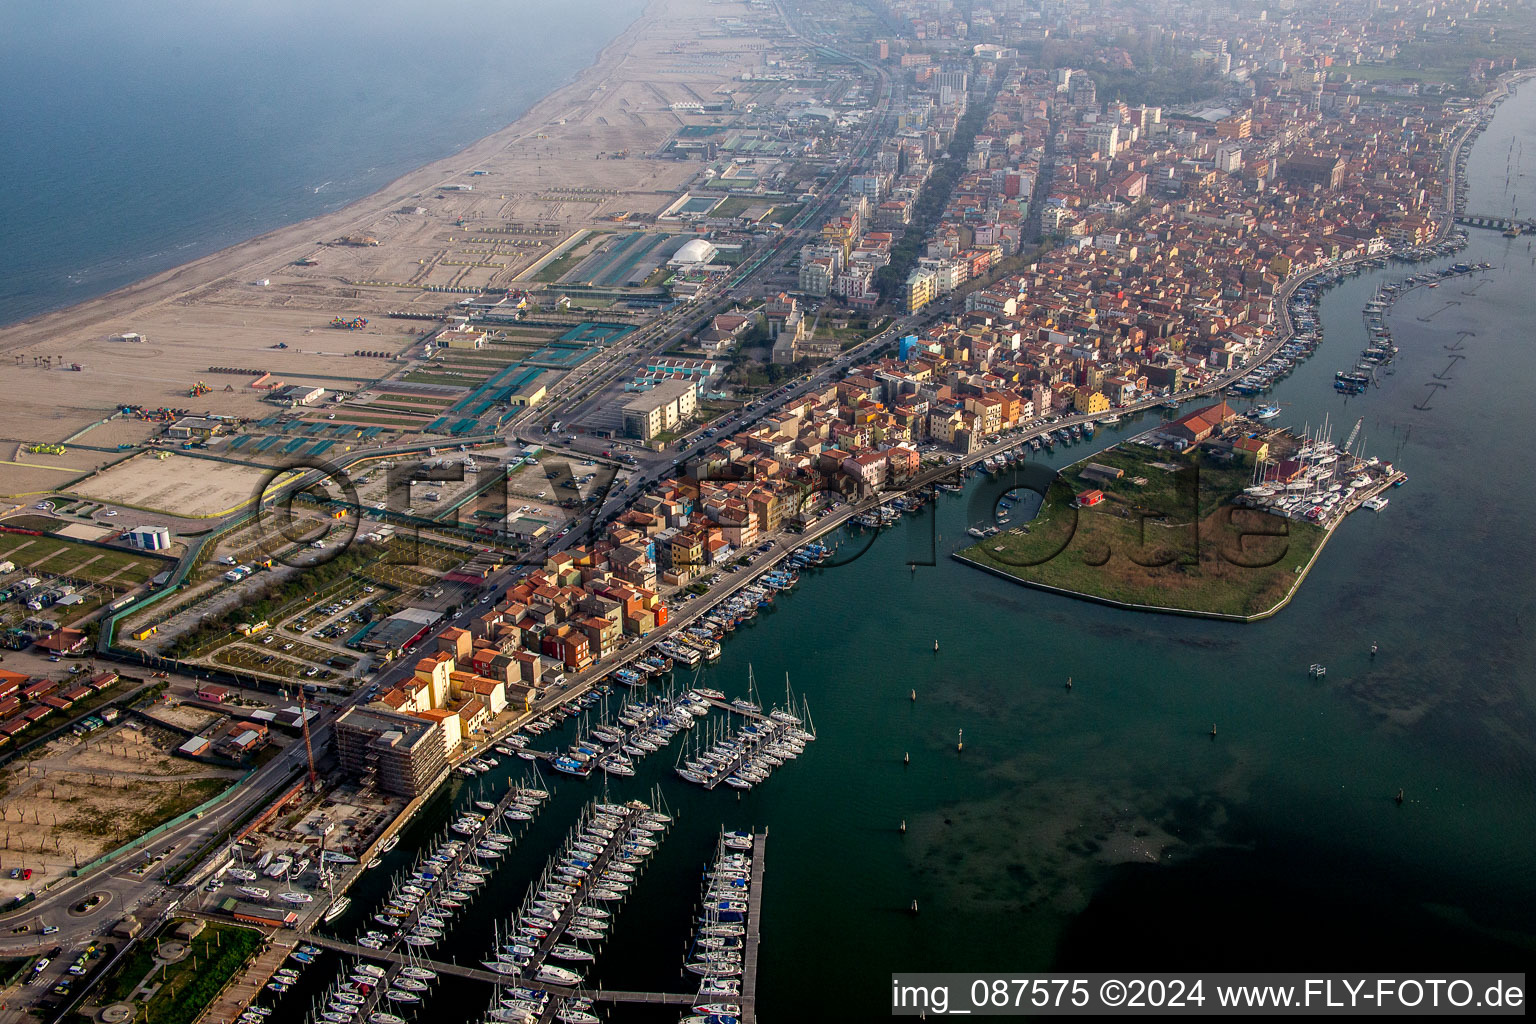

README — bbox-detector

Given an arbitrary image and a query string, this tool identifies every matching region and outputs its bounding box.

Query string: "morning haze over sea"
[0,0,643,327]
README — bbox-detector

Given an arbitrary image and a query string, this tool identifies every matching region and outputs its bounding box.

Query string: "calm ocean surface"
[8,11,1533,1015]
[0,0,644,327]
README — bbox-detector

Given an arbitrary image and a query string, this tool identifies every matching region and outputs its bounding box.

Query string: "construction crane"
[1342,416,1364,457]
[298,687,319,791]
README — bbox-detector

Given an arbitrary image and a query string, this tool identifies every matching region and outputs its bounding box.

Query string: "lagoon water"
[6,8,1533,1015]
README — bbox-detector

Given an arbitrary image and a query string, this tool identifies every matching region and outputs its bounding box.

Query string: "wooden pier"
[302,933,510,985]
[696,718,798,792]
[200,936,296,1024]
[740,831,766,1024]
[590,989,697,1005]
[702,696,770,722]
[303,935,704,1010]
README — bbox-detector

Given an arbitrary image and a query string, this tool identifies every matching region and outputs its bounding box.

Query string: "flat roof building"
[335,706,447,798]
[268,384,326,406]
[621,378,698,442]
[356,607,443,654]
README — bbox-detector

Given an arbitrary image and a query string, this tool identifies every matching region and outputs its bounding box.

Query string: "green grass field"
[1342,62,1461,84]
[104,921,262,1024]
[958,445,1327,618]
[534,250,587,283]
[0,534,161,584]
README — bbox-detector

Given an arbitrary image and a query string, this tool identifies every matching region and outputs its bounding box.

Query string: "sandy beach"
[0,0,773,452]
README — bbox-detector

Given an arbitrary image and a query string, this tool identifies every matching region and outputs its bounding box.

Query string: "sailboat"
[769,673,802,725]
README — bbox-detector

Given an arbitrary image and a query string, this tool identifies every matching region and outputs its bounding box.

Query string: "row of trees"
[874,89,1000,303]
[164,543,382,659]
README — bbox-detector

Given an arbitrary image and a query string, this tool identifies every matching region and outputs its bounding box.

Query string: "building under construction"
[334,706,447,798]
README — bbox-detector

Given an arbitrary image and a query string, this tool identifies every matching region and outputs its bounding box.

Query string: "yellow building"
[670,531,706,574]
[820,220,855,262]
[905,269,937,314]
[1215,113,1252,140]
[1234,437,1270,464]
[510,383,546,408]
[1073,390,1110,415]
[437,327,487,349]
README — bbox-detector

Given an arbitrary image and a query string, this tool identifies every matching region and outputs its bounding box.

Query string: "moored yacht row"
[674,681,815,792]
[480,795,673,1005]
[544,688,707,779]
[356,774,550,955]
[677,828,759,1021]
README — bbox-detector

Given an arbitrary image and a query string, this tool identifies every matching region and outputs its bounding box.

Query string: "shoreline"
[0,0,663,346]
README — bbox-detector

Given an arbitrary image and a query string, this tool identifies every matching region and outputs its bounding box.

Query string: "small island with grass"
[955,413,1360,620]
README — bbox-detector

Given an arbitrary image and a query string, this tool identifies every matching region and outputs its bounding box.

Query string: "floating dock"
[740,831,766,1024]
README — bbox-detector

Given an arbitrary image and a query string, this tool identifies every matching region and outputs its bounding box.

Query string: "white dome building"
[668,238,719,267]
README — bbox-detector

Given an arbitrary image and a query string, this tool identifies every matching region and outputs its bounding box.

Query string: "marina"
[1225,245,1489,402]
[471,795,674,1018]
[270,933,702,1004]
[674,692,815,792]
[1233,415,1405,527]
[356,773,551,956]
